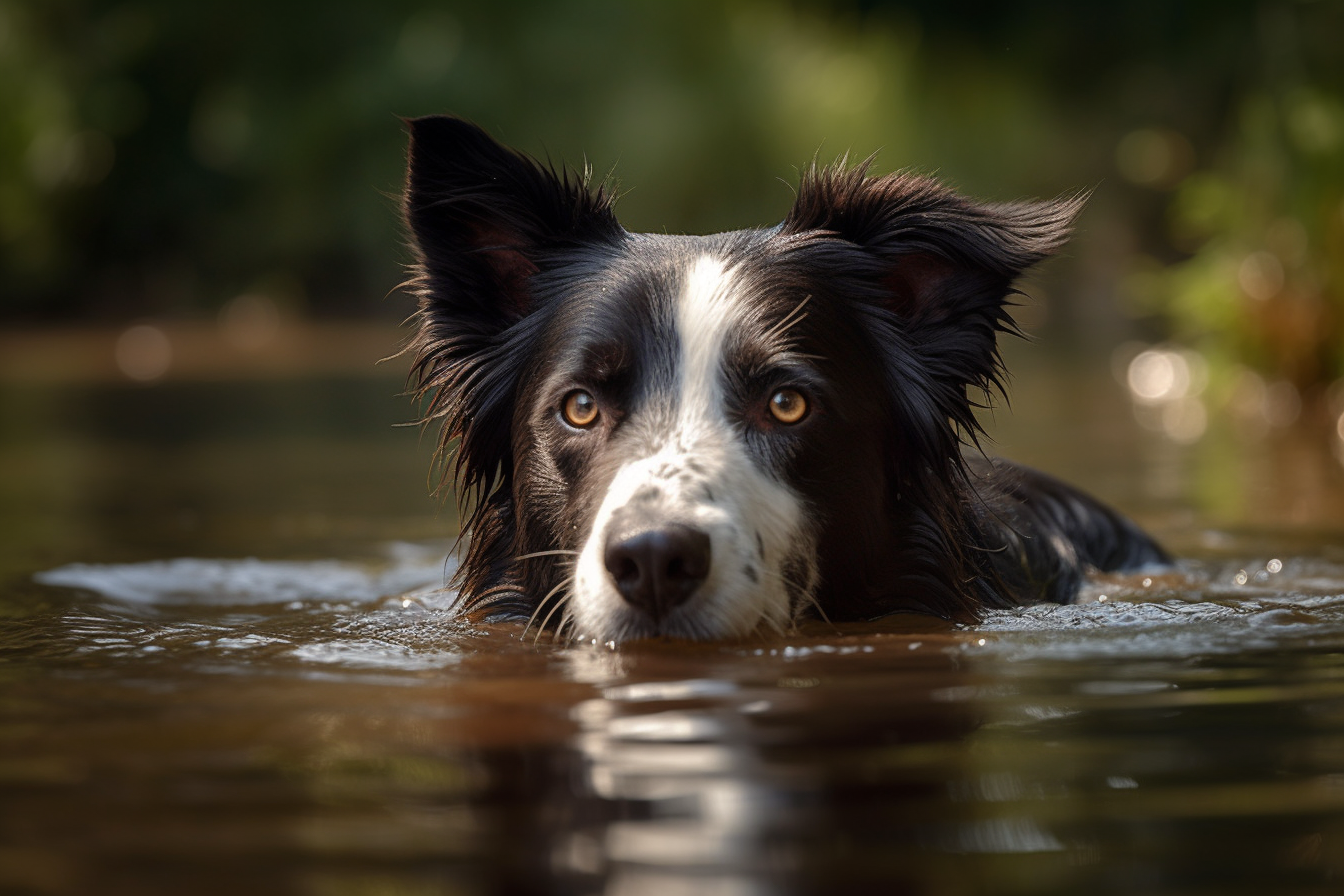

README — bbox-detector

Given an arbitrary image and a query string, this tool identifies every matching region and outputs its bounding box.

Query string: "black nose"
[603,524,712,621]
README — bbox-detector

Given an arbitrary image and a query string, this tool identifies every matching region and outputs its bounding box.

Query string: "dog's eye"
[767,388,808,425]
[561,390,600,428]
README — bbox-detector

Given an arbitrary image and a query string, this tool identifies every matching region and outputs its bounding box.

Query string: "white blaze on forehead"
[675,254,746,424]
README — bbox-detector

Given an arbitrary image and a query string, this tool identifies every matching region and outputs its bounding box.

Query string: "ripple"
[34,543,452,607]
[975,562,1344,661]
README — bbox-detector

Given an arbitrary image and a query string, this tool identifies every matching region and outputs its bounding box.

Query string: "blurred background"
[1,0,1343,574]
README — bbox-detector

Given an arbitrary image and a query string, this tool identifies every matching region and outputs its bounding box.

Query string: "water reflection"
[7,549,1344,893]
[547,638,986,893]
[567,696,776,888]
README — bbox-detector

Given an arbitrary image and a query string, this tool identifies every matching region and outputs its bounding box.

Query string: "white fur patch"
[568,256,812,641]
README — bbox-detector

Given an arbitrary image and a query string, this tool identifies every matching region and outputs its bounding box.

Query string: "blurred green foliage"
[0,0,1340,386]
[1125,15,1344,391]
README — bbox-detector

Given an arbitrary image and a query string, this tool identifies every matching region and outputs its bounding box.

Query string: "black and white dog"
[403,116,1168,642]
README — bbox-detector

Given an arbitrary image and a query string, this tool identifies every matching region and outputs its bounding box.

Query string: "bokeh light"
[114,324,172,382]
[1120,345,1209,444]
[1118,341,1315,448]
[219,293,282,353]
[1115,127,1194,190]
[1237,251,1285,302]
[1331,379,1344,468]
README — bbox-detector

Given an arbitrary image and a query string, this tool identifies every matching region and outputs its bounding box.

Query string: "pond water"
[4,342,1344,895]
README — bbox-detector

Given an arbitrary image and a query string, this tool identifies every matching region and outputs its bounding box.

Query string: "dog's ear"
[783,160,1082,332]
[783,160,1084,456]
[403,117,622,508]
[404,115,622,326]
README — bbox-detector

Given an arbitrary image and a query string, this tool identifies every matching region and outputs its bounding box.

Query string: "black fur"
[403,115,1169,630]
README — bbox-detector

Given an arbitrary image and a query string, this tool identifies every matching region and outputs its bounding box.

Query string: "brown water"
[4,346,1344,895]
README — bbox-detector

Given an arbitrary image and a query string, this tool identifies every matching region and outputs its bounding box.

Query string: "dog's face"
[515,239,900,641]
[404,116,1079,642]
[528,249,816,640]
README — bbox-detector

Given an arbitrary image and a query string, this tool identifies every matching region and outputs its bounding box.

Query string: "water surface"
[4,355,1344,895]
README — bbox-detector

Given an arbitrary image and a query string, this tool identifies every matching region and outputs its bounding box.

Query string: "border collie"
[402,116,1169,642]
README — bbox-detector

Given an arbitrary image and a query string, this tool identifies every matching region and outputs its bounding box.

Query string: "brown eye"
[768,388,808,425]
[561,390,599,428]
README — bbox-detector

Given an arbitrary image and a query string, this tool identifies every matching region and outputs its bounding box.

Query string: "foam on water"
[33,544,478,673]
[31,549,1344,671]
[35,541,453,607]
[974,558,1344,661]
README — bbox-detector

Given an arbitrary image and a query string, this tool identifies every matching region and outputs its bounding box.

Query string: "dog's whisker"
[522,577,571,640]
[761,294,812,346]
[555,609,578,644]
[752,561,811,623]
[756,561,830,630]
[799,591,833,627]
[514,549,581,562]
[534,588,573,645]
[757,611,788,639]
[458,583,527,616]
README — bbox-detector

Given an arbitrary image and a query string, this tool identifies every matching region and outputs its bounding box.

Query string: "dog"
[402,115,1169,642]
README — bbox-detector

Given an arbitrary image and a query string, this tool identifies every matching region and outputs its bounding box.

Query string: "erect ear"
[403,115,623,327]
[782,159,1084,457]
[782,160,1084,333]
[403,117,624,505]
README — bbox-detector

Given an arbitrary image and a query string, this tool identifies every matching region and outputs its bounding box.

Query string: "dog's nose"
[603,524,712,621]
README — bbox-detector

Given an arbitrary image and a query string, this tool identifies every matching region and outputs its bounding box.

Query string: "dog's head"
[404,116,1080,641]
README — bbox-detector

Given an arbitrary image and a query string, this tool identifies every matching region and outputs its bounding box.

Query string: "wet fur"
[402,116,1169,639]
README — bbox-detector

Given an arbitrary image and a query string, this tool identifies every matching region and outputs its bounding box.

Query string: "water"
[4,350,1344,895]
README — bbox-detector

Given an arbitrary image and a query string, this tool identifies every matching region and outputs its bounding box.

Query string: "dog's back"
[967,457,1170,608]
